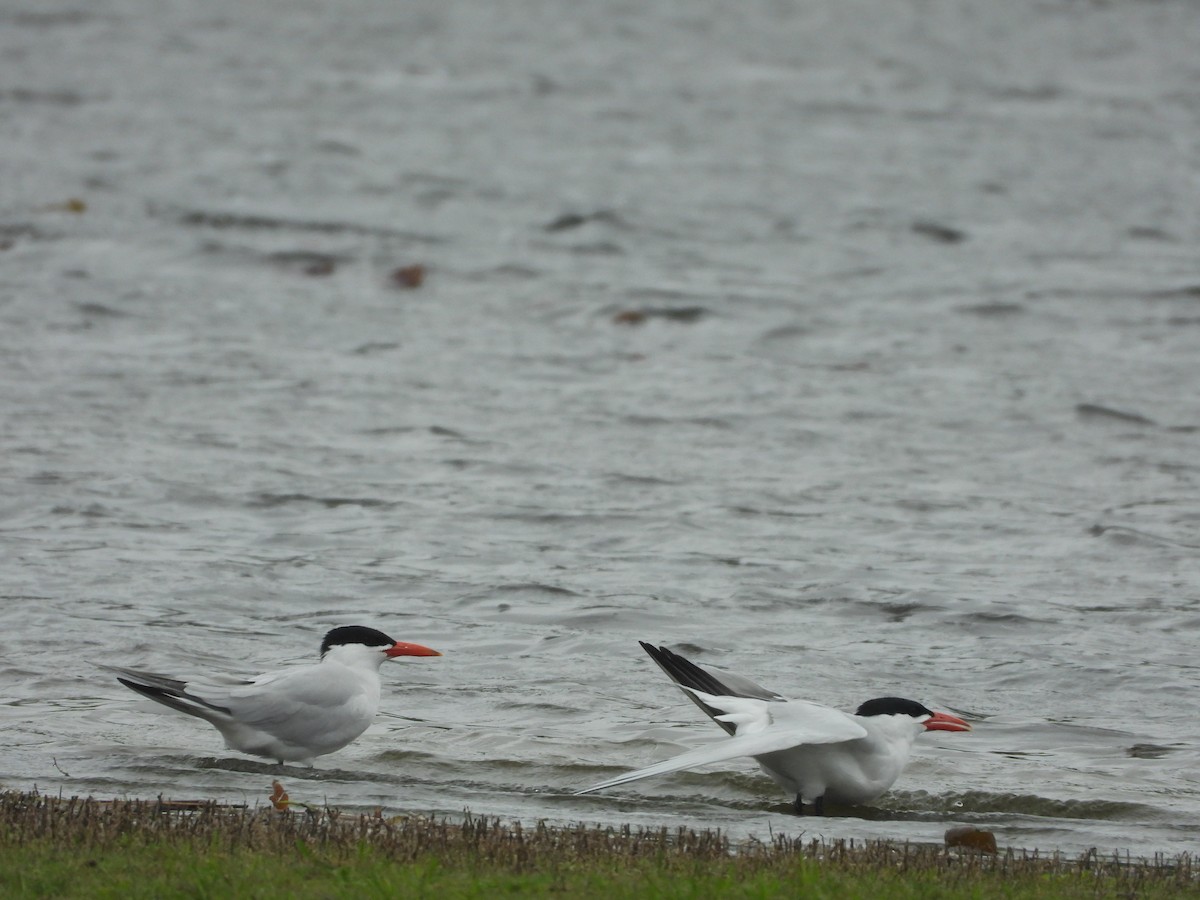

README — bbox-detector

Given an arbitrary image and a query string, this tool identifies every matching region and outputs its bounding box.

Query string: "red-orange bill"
[386,642,442,658]
[924,711,971,732]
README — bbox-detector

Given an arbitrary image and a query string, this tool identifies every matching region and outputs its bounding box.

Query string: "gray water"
[3,0,1200,858]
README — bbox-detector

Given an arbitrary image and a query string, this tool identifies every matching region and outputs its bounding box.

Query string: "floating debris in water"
[38,197,88,214]
[543,211,621,232]
[911,220,967,244]
[612,306,708,325]
[390,264,426,288]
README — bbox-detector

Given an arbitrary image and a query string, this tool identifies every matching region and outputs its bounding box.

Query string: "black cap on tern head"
[320,626,397,657]
[855,697,934,719]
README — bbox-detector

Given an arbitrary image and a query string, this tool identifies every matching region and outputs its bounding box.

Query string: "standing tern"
[102,625,441,765]
[577,642,971,813]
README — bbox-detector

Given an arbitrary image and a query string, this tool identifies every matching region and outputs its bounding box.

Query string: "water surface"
[2,0,1199,857]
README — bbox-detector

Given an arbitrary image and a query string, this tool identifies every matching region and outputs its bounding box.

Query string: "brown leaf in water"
[390,264,425,288]
[612,309,647,325]
[38,197,88,213]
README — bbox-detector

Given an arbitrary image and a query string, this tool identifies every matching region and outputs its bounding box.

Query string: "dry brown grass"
[1,790,1196,897]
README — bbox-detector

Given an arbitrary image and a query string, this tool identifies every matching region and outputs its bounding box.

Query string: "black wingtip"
[638,640,663,665]
[117,677,191,714]
[116,676,232,718]
[639,642,736,696]
[637,640,739,734]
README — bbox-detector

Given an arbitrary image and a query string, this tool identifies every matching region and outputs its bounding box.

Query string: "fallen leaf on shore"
[944,825,997,854]
[269,781,290,811]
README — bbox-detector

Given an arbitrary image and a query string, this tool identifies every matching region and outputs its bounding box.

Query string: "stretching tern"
[577,642,971,813]
[102,626,441,765]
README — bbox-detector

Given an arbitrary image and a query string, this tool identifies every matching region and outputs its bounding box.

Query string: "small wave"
[914,791,1150,821]
[602,471,683,487]
[193,756,312,776]
[171,206,444,242]
[248,492,395,510]
[1126,743,1181,759]
[1075,403,1157,427]
[622,414,733,429]
[542,210,624,232]
[192,756,438,785]
[956,302,1025,317]
[490,583,583,598]
[1088,524,1200,550]
[608,305,710,324]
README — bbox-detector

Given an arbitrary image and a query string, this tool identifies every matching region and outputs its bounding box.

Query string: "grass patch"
[0,791,1196,898]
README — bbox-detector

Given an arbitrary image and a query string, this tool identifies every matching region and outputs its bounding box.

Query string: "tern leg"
[793,795,826,816]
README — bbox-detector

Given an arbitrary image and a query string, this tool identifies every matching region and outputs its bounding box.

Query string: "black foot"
[793,794,826,815]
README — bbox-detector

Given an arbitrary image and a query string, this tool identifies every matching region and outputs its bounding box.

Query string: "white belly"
[754,738,911,804]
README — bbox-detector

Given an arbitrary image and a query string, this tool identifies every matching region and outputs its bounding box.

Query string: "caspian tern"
[102,626,441,765]
[577,642,971,814]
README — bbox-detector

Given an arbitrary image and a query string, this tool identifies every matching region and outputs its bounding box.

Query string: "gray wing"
[209,665,366,729]
[639,642,785,734]
[577,690,867,795]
